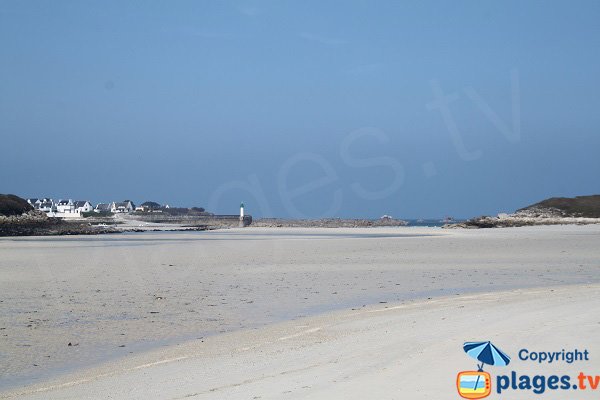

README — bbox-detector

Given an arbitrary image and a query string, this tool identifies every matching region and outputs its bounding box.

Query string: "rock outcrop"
[252,218,409,228]
[0,194,33,216]
[444,196,600,229]
[0,209,120,236]
[518,195,600,218]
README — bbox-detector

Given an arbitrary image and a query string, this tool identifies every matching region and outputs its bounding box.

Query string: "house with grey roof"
[56,199,75,213]
[74,201,93,213]
[37,198,56,213]
[94,203,112,213]
[111,200,135,213]
[27,198,39,208]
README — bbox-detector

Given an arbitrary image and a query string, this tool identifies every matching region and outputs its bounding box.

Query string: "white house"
[94,203,112,213]
[27,198,39,208]
[111,200,135,213]
[28,198,53,210]
[136,201,163,212]
[74,201,94,213]
[37,199,56,213]
[56,199,75,213]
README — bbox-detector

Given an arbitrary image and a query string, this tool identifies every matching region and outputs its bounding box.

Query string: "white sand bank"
[1,225,599,397]
[3,284,599,399]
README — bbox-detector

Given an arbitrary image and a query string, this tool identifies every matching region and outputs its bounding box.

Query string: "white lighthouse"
[239,202,245,227]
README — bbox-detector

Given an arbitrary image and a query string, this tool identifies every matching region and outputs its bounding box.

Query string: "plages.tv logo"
[457,341,511,399]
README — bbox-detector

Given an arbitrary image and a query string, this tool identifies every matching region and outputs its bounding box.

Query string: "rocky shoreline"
[0,211,118,236]
[0,211,213,237]
[252,218,409,228]
[444,207,600,229]
[4,199,600,234]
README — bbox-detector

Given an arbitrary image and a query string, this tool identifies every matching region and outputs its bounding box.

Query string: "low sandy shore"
[3,284,599,399]
[1,225,599,398]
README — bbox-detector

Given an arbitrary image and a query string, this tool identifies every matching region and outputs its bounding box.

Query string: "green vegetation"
[520,195,600,218]
[141,201,161,209]
[82,211,114,218]
[134,204,207,215]
[162,207,207,216]
[0,194,33,216]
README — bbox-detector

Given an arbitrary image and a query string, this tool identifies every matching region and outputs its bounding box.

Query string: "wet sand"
[5,284,600,400]
[1,225,599,397]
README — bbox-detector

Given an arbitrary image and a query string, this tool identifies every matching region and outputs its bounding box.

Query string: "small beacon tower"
[239,202,245,227]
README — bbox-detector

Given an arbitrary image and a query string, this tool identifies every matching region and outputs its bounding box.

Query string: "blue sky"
[1,1,599,218]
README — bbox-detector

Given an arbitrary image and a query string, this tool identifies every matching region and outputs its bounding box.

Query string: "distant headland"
[0,195,251,236]
[2,194,600,236]
[444,195,600,228]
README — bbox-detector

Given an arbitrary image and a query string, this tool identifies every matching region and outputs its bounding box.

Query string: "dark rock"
[0,194,33,216]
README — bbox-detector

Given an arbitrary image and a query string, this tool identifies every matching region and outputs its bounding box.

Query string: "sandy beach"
[4,1,599,397]
[1,225,599,399]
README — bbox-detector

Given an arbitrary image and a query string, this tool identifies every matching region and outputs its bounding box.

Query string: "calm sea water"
[404,219,461,227]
